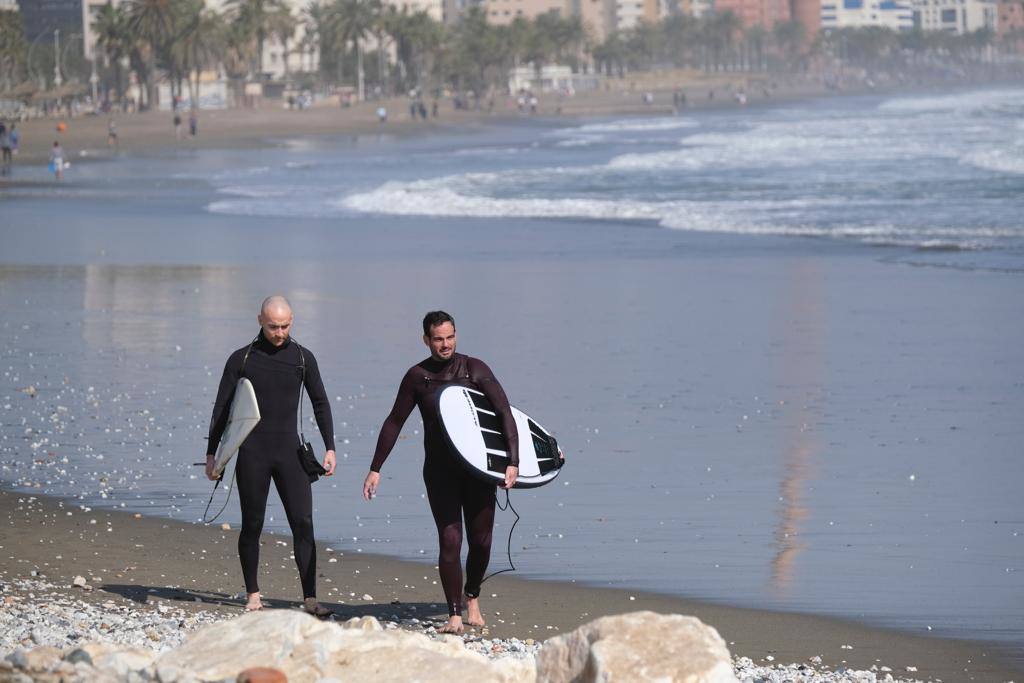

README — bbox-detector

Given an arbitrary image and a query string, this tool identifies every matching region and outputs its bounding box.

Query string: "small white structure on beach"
[157,80,231,111]
[508,65,600,93]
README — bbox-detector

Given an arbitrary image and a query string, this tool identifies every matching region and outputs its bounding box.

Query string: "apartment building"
[821,0,913,30]
[791,0,821,38]
[997,0,1023,36]
[911,0,997,33]
[484,0,569,24]
[714,0,791,27]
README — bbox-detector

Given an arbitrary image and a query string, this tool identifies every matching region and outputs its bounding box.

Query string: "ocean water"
[1,87,1022,653]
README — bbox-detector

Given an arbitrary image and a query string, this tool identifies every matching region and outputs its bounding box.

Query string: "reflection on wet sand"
[81,264,246,354]
[770,263,823,594]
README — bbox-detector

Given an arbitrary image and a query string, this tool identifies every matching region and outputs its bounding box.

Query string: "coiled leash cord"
[200,467,236,524]
[481,488,521,584]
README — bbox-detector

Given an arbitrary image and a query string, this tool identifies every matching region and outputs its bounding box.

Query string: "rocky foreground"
[1,577,934,683]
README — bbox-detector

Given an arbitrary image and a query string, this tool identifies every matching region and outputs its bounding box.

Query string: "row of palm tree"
[2,1,1018,105]
[0,9,28,95]
[591,13,1014,76]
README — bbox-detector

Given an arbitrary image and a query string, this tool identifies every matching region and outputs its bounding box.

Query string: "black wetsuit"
[371,353,518,616]
[208,332,334,599]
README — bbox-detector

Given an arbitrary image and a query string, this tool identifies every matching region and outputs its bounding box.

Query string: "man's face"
[424,322,456,361]
[258,307,293,347]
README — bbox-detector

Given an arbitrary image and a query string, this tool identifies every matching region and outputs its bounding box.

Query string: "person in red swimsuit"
[363,311,518,634]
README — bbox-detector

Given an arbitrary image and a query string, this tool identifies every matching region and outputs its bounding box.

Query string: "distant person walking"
[173,112,183,140]
[205,296,337,616]
[9,123,19,156]
[107,118,119,150]
[0,125,11,173]
[49,141,64,181]
[189,111,198,137]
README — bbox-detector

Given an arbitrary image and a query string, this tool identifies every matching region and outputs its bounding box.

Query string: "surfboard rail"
[213,377,261,477]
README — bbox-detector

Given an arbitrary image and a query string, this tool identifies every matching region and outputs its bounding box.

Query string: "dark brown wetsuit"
[370,353,518,616]
[208,332,334,599]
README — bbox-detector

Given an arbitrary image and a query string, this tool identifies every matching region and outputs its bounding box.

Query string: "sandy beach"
[1,488,1019,681]
[2,80,1022,681]
[0,70,927,167]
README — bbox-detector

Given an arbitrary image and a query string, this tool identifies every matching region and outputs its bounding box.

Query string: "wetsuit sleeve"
[207,350,244,454]
[468,358,519,467]
[301,349,336,452]
[369,369,418,473]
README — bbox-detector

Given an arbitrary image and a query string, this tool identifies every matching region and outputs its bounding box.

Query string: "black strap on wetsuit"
[296,341,310,446]
[201,334,259,524]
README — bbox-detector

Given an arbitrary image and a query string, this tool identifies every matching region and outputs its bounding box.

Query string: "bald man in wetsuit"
[362,311,518,634]
[206,296,336,615]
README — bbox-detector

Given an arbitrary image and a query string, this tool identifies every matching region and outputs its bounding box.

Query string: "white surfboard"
[437,385,563,488]
[213,378,260,477]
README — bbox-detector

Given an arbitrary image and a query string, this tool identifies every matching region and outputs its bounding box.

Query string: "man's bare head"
[258,295,293,347]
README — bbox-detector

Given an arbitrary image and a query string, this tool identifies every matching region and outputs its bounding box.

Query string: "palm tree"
[91,3,132,100]
[1,9,30,93]
[744,24,767,70]
[383,8,442,92]
[661,13,699,68]
[303,2,339,80]
[169,2,224,106]
[771,19,804,71]
[328,0,380,100]
[593,31,628,76]
[125,0,175,108]
[269,6,297,79]
[448,6,503,92]
[707,11,741,71]
[224,0,289,78]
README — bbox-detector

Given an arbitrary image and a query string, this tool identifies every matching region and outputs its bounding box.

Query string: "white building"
[821,0,913,29]
[386,0,445,23]
[615,0,657,29]
[83,0,116,62]
[911,0,997,33]
[690,0,713,17]
[0,0,19,11]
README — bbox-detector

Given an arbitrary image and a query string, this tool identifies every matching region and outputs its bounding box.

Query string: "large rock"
[535,611,736,683]
[159,609,534,683]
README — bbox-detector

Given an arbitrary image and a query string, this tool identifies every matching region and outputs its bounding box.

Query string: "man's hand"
[363,471,381,500]
[204,454,218,481]
[323,450,337,476]
[502,466,518,489]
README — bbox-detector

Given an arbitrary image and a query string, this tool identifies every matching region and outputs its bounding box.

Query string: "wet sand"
[1,489,1018,681]
[0,72,867,166]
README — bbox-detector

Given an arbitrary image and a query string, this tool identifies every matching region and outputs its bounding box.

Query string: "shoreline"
[2,487,1020,681]
[3,72,1020,171]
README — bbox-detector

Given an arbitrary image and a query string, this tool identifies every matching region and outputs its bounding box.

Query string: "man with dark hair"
[363,311,518,634]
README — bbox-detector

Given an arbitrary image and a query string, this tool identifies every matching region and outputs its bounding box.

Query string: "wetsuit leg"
[236,446,273,594]
[462,474,496,599]
[271,444,317,599]
[423,458,465,616]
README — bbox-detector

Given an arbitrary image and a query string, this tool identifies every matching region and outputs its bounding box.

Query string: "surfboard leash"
[201,466,236,524]
[481,488,521,584]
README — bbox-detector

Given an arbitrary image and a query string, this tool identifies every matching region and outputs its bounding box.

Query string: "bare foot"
[245,591,263,612]
[464,596,485,628]
[437,616,464,634]
[303,598,332,618]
